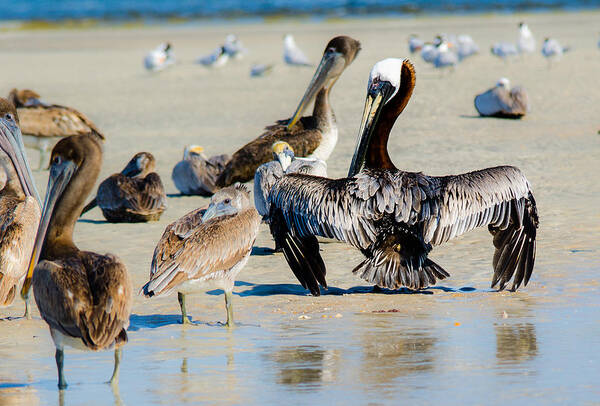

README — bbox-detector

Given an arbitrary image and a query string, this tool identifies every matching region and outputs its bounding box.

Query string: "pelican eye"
[4,113,14,121]
[223,198,231,204]
[52,155,62,166]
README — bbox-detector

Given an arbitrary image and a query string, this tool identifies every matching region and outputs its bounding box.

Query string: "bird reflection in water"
[269,345,341,388]
[495,323,538,364]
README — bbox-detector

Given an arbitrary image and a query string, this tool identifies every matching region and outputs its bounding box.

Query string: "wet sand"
[1,10,599,405]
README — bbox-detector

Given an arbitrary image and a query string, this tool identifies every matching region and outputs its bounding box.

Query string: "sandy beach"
[1,10,599,405]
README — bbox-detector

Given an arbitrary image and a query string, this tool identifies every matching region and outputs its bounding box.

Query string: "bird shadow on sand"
[128,314,225,330]
[459,114,486,119]
[251,246,278,256]
[204,281,481,297]
[77,218,108,224]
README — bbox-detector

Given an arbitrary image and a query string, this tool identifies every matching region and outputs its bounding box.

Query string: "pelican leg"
[224,290,234,328]
[108,348,122,386]
[178,292,191,325]
[55,348,67,389]
[23,299,31,320]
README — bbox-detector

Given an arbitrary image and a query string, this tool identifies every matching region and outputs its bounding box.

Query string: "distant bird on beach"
[455,34,479,60]
[197,46,229,67]
[254,141,327,220]
[0,98,40,311]
[517,22,536,54]
[434,40,458,70]
[250,63,274,77]
[420,36,442,64]
[474,78,529,119]
[215,36,361,189]
[141,184,260,327]
[223,34,247,59]
[172,145,229,196]
[542,38,570,65]
[81,152,167,222]
[408,34,424,53]
[144,42,175,71]
[267,58,539,296]
[20,133,132,389]
[7,89,104,170]
[283,34,311,66]
[491,42,519,61]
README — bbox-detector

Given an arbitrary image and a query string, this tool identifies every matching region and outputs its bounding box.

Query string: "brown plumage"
[215,36,361,189]
[82,152,167,222]
[7,89,104,170]
[20,133,132,389]
[0,99,41,308]
[141,184,261,326]
[268,59,539,295]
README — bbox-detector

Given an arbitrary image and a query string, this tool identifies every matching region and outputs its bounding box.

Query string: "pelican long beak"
[287,51,345,129]
[201,204,218,222]
[20,159,77,300]
[276,150,293,172]
[0,118,41,205]
[347,81,395,177]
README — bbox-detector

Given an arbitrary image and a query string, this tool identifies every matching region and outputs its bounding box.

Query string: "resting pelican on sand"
[283,34,311,66]
[144,42,175,71]
[254,141,327,220]
[267,58,539,296]
[517,23,536,54]
[20,133,132,389]
[141,184,260,327]
[474,78,529,119]
[81,152,166,222]
[0,98,41,310]
[215,36,361,188]
[8,89,105,170]
[172,146,229,196]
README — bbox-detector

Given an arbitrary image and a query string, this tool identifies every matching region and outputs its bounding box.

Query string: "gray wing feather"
[254,161,284,218]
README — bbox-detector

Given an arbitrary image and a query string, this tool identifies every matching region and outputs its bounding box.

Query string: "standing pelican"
[20,134,132,389]
[141,184,260,326]
[267,58,539,295]
[474,78,529,119]
[254,141,327,219]
[172,146,229,196]
[215,36,361,188]
[144,42,175,71]
[8,89,105,170]
[0,98,41,309]
[517,22,536,54]
[283,34,311,66]
[81,152,166,222]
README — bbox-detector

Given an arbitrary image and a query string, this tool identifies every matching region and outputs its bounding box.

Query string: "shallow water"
[1,11,600,405]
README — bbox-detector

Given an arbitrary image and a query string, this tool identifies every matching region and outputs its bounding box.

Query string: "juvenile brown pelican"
[141,184,260,326]
[474,78,529,119]
[254,141,327,219]
[268,58,539,295]
[0,99,41,308]
[215,36,361,188]
[172,145,229,196]
[8,89,105,170]
[20,134,132,389]
[81,152,167,222]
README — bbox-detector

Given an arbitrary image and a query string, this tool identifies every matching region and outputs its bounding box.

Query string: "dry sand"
[0,10,599,405]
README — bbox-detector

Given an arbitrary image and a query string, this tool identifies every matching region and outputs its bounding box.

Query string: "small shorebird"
[20,133,132,389]
[491,42,519,61]
[81,152,167,222]
[254,141,327,219]
[0,98,41,310]
[198,46,229,68]
[7,89,104,170]
[541,38,570,66]
[517,22,536,54]
[283,34,311,66]
[172,145,229,196]
[216,36,360,188]
[474,78,529,119]
[267,58,539,295]
[433,40,458,70]
[141,184,260,327]
[144,42,175,71]
[408,35,424,54]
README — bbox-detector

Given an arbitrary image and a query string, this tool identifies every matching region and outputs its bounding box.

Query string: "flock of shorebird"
[0,25,550,389]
